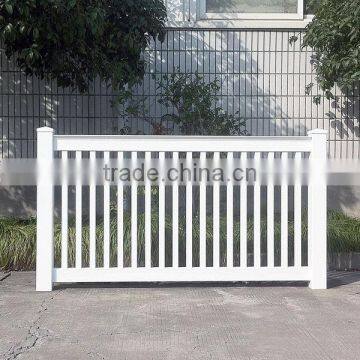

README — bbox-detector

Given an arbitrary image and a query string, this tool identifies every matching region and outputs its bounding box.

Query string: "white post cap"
[37,127,54,133]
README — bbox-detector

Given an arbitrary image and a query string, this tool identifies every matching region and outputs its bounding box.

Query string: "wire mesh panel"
[1,29,359,158]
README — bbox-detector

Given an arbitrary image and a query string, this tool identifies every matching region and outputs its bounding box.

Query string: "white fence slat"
[89,151,96,268]
[199,151,207,268]
[226,152,234,267]
[131,152,138,268]
[186,151,193,268]
[294,152,302,267]
[55,135,312,153]
[267,152,275,267]
[61,151,68,269]
[145,151,151,268]
[159,152,166,268]
[117,152,124,268]
[281,152,289,268]
[103,151,110,268]
[54,267,311,283]
[75,151,82,269]
[172,152,179,268]
[254,152,261,268]
[240,152,248,268]
[213,152,220,268]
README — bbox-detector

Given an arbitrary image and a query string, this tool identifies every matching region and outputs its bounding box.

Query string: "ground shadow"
[54,280,310,290]
[327,270,360,289]
[53,270,360,290]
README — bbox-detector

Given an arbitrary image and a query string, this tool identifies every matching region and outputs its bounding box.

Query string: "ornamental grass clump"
[1,210,359,271]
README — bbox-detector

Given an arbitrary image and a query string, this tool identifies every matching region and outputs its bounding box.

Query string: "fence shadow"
[54,280,310,290]
[54,271,360,290]
[327,270,360,289]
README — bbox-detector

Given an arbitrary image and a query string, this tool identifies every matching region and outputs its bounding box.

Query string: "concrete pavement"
[0,271,359,360]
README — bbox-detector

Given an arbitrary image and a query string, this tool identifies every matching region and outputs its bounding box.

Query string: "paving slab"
[0,271,359,360]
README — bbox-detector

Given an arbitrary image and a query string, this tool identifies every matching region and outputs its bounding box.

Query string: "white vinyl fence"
[36,127,327,291]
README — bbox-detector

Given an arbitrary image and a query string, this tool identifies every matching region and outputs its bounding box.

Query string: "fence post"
[36,127,54,291]
[308,129,327,289]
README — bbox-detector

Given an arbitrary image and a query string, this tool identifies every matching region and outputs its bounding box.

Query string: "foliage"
[300,0,360,100]
[304,0,319,14]
[327,210,360,253]
[1,210,360,271]
[0,0,166,94]
[152,70,247,135]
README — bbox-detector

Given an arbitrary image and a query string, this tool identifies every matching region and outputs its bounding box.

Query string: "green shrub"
[300,0,360,101]
[327,210,360,253]
[122,70,248,136]
[1,210,359,271]
[153,70,247,135]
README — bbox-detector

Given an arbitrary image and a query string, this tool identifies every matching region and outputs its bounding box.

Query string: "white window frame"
[198,0,304,20]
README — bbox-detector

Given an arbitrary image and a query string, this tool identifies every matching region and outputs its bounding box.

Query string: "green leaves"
[68,0,77,9]
[153,69,247,136]
[302,0,360,98]
[0,0,167,94]
[4,3,12,14]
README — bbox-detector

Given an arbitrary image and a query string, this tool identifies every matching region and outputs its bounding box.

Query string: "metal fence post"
[308,129,328,289]
[36,127,54,291]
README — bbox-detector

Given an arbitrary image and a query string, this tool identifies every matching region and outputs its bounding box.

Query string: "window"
[206,0,298,14]
[199,0,316,20]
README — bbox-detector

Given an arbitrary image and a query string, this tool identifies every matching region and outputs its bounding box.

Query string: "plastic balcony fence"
[36,127,327,290]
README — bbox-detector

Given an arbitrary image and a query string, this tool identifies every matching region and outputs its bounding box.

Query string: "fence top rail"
[53,134,313,152]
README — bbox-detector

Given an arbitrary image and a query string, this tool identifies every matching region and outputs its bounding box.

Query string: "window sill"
[166,16,314,29]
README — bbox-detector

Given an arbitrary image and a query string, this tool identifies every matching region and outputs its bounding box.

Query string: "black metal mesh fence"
[0,29,359,158]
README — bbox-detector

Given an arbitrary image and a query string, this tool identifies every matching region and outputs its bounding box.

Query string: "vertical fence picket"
[131,151,138,268]
[226,152,234,267]
[159,152,165,268]
[117,152,124,268]
[254,152,261,268]
[172,152,179,268]
[103,151,110,268]
[186,152,193,268]
[145,151,151,268]
[240,152,248,268]
[199,152,207,268]
[61,151,68,269]
[294,152,302,267]
[75,150,82,269]
[281,152,288,268]
[213,152,220,268]
[89,151,96,268]
[267,152,275,267]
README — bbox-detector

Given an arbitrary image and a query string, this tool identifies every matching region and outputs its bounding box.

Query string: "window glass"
[206,0,298,14]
